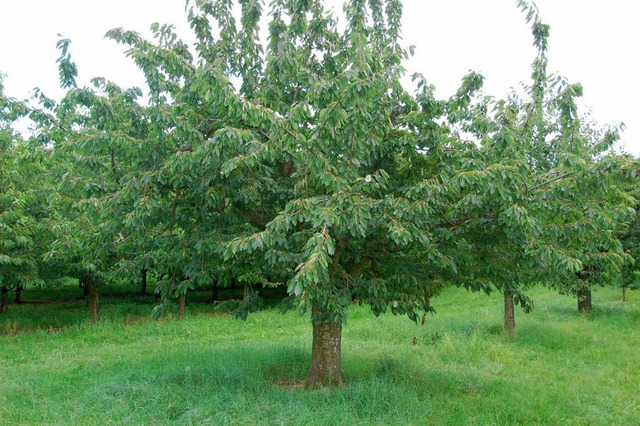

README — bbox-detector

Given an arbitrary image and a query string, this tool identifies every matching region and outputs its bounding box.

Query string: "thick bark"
[1,286,8,314]
[503,293,515,334]
[622,287,626,302]
[178,293,186,318]
[306,311,343,387]
[577,287,592,313]
[14,284,23,303]
[88,283,99,323]
[141,268,148,295]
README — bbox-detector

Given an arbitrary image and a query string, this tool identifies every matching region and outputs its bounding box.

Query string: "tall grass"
[1,286,638,425]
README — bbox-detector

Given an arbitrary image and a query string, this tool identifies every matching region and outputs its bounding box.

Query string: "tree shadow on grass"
[543,302,640,325]
[260,345,310,384]
[257,344,485,397]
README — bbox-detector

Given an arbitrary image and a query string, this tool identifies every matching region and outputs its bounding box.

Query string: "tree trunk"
[622,286,626,302]
[577,287,592,313]
[178,293,186,318]
[503,293,515,334]
[0,286,8,314]
[306,309,343,387]
[88,283,99,323]
[156,274,164,301]
[141,268,148,295]
[83,281,90,300]
[211,283,219,302]
[14,284,23,303]
[421,291,432,325]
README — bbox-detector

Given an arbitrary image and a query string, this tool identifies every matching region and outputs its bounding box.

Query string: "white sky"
[1,0,638,156]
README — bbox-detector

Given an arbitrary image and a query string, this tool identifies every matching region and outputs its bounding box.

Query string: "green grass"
[1,286,639,425]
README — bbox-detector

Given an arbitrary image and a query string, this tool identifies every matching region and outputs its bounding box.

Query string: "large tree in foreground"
[49,0,635,386]
[69,0,464,386]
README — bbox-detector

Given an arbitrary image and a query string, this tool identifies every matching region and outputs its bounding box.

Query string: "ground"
[1,285,638,425]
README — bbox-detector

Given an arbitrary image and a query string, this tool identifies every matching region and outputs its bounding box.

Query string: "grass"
[1,285,639,425]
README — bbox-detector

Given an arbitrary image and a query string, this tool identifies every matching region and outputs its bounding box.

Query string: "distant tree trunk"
[622,286,626,302]
[83,281,90,299]
[503,293,515,334]
[306,306,343,387]
[577,286,592,313]
[0,286,8,314]
[243,283,250,298]
[211,282,219,302]
[14,284,23,303]
[178,293,186,318]
[155,273,164,301]
[88,283,99,323]
[141,268,148,295]
[421,291,432,325]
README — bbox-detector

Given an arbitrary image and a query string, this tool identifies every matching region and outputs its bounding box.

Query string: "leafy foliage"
[1,0,636,385]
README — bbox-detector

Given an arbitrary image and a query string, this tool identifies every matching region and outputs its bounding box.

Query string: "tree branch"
[530,172,575,191]
[237,208,270,229]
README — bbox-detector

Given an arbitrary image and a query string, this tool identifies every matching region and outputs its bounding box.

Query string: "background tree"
[24,0,636,386]
[0,75,37,313]
[28,39,130,323]
[619,162,640,301]
[448,1,635,329]
[59,0,468,386]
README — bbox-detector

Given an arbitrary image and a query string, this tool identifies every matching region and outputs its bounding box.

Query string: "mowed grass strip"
[1,286,638,425]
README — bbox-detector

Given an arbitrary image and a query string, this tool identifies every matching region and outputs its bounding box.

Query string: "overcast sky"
[1,0,637,155]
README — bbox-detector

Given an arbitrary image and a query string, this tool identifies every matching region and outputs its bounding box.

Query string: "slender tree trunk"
[577,287,592,313]
[178,293,186,318]
[622,286,626,302]
[306,307,343,387]
[211,282,219,302]
[503,293,515,334]
[88,283,99,323]
[83,281,90,300]
[421,291,432,325]
[141,268,148,295]
[156,274,164,301]
[14,284,23,303]
[0,286,8,314]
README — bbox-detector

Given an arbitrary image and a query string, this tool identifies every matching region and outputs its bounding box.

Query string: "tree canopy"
[0,0,636,386]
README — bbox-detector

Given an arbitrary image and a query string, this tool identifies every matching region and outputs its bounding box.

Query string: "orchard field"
[1,284,639,425]
[2,0,640,422]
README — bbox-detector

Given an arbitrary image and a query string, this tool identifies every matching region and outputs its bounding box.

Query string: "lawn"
[1,285,638,425]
